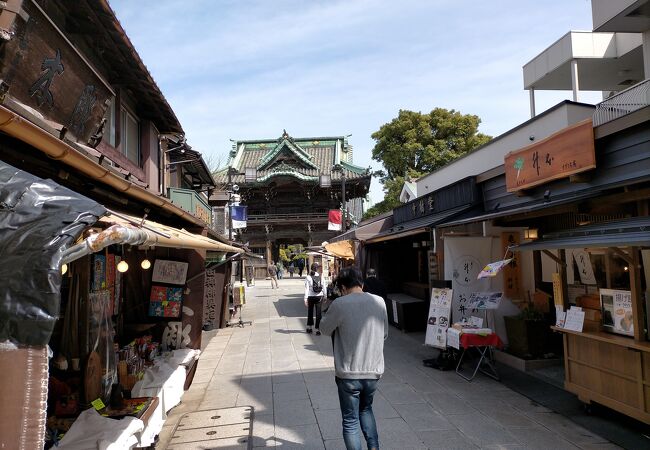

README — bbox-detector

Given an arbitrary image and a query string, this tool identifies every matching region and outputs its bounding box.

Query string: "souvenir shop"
[424,118,650,424]
[0,163,241,448]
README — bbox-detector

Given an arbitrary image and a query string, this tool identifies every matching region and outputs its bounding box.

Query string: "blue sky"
[109,0,599,204]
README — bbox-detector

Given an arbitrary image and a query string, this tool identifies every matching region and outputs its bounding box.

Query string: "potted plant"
[504,306,548,359]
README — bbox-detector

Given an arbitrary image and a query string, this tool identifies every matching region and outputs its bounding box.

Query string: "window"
[121,107,140,165]
[102,99,116,146]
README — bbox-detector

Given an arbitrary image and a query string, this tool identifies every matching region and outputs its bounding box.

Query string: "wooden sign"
[552,272,564,306]
[0,1,113,143]
[501,232,522,299]
[505,119,595,192]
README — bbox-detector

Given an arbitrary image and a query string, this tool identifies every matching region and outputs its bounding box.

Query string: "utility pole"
[341,169,347,232]
[228,167,233,240]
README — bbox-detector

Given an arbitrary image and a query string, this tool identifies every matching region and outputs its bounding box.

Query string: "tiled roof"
[214,133,371,185]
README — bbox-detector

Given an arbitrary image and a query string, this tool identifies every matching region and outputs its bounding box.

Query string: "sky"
[109,0,600,205]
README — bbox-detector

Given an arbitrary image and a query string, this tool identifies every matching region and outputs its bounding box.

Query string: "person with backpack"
[304,262,326,334]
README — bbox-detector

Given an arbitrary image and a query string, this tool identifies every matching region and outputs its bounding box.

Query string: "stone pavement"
[157,277,620,449]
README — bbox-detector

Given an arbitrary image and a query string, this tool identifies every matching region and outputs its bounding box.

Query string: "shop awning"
[62,212,242,263]
[366,205,475,244]
[329,214,393,243]
[441,191,603,228]
[516,217,650,251]
[324,240,355,260]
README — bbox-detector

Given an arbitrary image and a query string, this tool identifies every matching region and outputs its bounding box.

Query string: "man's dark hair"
[335,267,364,289]
[310,262,321,275]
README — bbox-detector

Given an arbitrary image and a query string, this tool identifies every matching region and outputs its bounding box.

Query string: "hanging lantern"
[117,260,129,273]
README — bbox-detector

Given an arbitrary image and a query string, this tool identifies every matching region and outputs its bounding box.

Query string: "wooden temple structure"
[215,131,371,276]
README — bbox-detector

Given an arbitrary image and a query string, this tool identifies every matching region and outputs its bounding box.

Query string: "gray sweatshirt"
[319,291,388,379]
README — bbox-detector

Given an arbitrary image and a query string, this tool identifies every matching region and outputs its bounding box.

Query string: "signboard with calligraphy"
[0,1,113,143]
[504,119,595,192]
[501,232,522,299]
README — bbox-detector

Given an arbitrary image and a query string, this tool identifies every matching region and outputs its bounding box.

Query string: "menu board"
[600,289,633,336]
[425,288,453,348]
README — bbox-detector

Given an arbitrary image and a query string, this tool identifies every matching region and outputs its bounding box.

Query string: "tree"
[364,108,491,219]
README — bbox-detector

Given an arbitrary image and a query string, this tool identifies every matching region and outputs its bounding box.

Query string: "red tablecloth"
[459,332,503,349]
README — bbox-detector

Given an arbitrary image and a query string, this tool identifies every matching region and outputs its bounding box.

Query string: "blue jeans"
[335,377,379,450]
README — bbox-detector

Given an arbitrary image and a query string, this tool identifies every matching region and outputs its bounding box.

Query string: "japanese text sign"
[505,119,595,192]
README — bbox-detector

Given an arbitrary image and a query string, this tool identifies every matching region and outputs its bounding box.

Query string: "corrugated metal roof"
[366,205,476,243]
[516,216,650,251]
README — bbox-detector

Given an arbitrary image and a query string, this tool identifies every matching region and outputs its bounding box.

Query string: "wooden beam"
[611,246,632,265]
[542,249,566,266]
[629,247,644,342]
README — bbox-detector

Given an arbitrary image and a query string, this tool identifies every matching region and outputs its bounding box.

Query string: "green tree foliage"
[278,248,291,264]
[364,108,491,219]
[286,244,307,262]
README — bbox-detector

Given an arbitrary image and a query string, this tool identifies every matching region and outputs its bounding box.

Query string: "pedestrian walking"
[320,267,388,450]
[267,261,278,289]
[288,263,295,278]
[304,262,325,334]
[363,268,387,302]
[276,261,283,279]
[297,258,305,277]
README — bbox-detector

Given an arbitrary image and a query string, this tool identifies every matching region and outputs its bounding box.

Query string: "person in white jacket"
[304,262,326,334]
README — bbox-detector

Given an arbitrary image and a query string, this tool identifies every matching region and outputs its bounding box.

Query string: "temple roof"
[215,131,372,185]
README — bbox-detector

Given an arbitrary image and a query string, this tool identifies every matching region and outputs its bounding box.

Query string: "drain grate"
[168,406,253,449]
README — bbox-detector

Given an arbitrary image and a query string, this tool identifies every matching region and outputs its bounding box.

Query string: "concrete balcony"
[592,0,650,32]
[524,31,643,93]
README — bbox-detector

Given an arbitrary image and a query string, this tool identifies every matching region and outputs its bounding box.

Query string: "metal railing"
[593,79,650,126]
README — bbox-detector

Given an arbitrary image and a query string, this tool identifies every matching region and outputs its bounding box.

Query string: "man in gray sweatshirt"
[320,267,388,450]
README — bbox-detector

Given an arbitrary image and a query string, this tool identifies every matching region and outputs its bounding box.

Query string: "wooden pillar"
[308,237,314,270]
[605,249,612,289]
[265,240,272,264]
[630,246,644,342]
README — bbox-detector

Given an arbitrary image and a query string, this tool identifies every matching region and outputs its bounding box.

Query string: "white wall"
[416,102,594,196]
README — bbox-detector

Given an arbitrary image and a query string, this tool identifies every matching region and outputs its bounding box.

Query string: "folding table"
[455,332,503,382]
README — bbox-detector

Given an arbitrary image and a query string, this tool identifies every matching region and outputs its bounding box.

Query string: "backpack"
[311,273,323,293]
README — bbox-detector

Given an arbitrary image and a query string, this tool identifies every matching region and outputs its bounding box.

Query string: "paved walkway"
[157,278,619,449]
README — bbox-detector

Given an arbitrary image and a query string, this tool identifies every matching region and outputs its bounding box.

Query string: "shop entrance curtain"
[443,237,492,323]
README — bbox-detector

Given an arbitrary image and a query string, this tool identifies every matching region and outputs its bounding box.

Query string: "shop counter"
[57,348,200,449]
[131,348,200,447]
[57,398,158,450]
[552,326,650,424]
[386,293,428,332]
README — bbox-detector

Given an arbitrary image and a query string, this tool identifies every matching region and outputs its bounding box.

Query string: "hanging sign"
[505,119,595,192]
[477,259,512,279]
[501,232,522,299]
[573,249,596,285]
[231,206,248,229]
[328,209,342,231]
